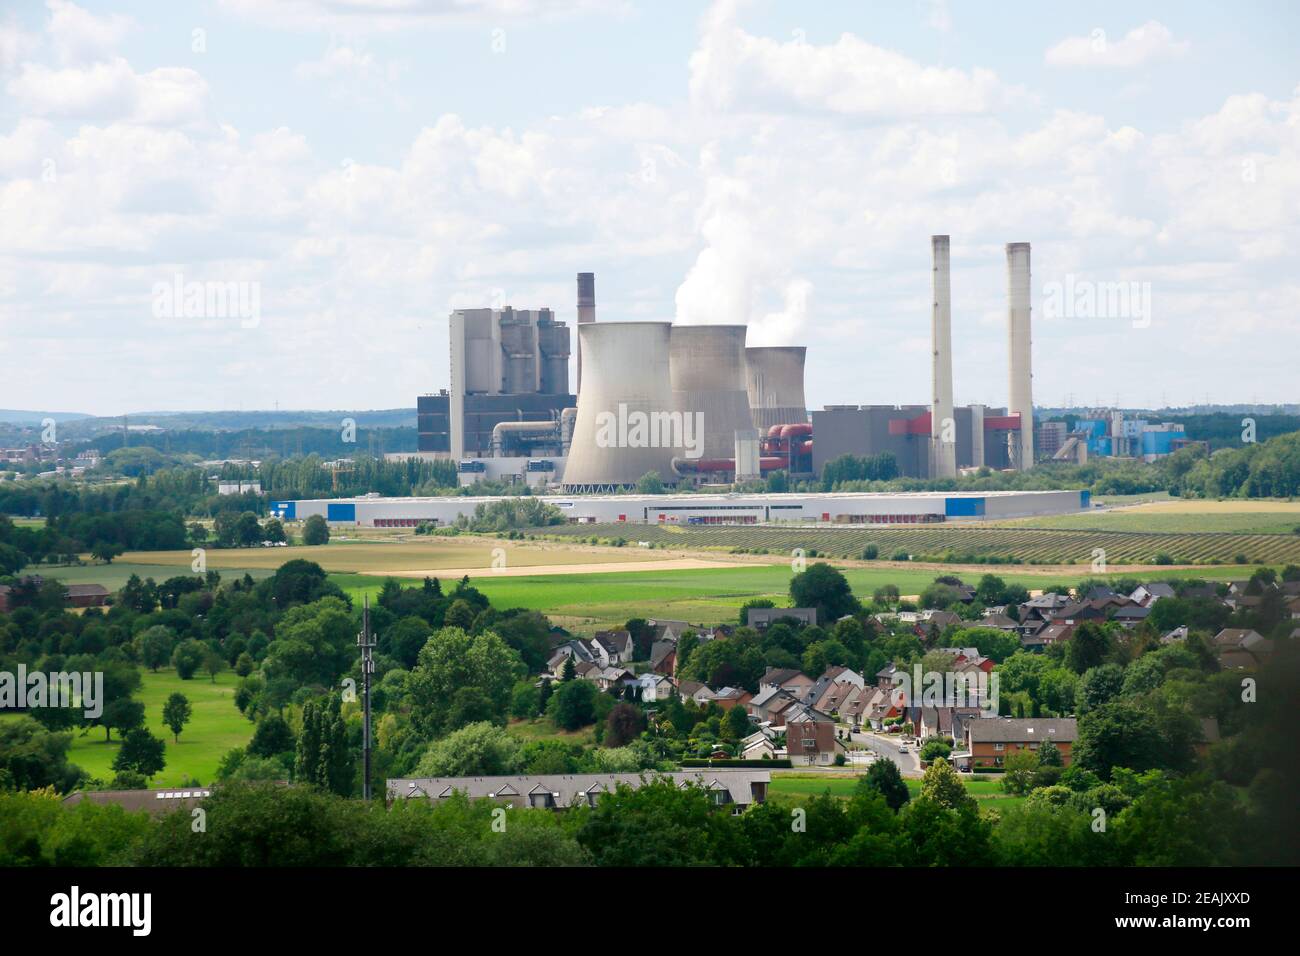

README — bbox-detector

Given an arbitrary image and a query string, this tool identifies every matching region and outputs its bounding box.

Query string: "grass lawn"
[507,717,596,747]
[40,563,274,590]
[68,668,252,788]
[770,772,1022,806]
[334,560,1255,630]
[120,537,665,574]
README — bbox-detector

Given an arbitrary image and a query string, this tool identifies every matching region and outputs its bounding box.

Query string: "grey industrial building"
[417,305,576,459]
[812,404,1017,478]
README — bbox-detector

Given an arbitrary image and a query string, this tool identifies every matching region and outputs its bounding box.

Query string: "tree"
[635,471,665,494]
[112,729,166,778]
[1073,701,1166,779]
[724,703,751,740]
[1065,622,1113,674]
[548,679,598,731]
[0,718,85,793]
[413,721,522,777]
[858,757,910,811]
[203,650,224,683]
[790,562,860,623]
[1077,662,1125,713]
[1001,748,1040,795]
[262,518,287,544]
[294,698,353,795]
[302,514,330,546]
[510,680,542,719]
[919,757,974,812]
[919,736,953,763]
[171,639,206,679]
[134,625,175,671]
[407,627,526,736]
[604,703,647,747]
[91,541,124,564]
[235,512,263,547]
[162,693,192,743]
[247,714,296,758]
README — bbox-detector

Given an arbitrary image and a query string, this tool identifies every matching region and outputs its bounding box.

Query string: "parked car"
[898,746,910,754]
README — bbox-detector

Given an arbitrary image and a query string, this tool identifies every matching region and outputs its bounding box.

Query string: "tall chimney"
[930,236,956,478]
[1006,242,1034,470]
[576,272,595,393]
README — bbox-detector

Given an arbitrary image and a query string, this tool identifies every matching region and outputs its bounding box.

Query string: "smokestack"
[930,235,956,478]
[1006,242,1034,470]
[576,272,595,393]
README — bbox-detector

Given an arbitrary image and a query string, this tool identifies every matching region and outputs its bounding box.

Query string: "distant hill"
[0,410,94,425]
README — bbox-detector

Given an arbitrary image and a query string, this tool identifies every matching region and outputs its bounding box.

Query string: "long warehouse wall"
[270,489,1088,527]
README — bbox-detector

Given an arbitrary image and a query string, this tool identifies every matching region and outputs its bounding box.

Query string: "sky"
[0,0,1296,416]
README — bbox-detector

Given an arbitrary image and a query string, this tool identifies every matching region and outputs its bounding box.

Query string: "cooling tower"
[931,235,957,478]
[562,321,677,490]
[744,346,807,430]
[576,272,595,393]
[669,325,754,461]
[1007,242,1034,470]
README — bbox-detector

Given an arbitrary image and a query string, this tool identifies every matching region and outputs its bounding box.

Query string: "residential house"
[636,672,676,703]
[747,686,801,728]
[759,667,815,698]
[66,584,110,608]
[388,770,771,812]
[1021,621,1075,652]
[710,686,752,711]
[649,640,677,676]
[62,787,214,816]
[783,705,840,765]
[977,612,1020,632]
[676,679,716,706]
[876,662,902,692]
[1130,582,1176,607]
[739,730,777,761]
[961,717,1078,769]
[1213,628,1273,669]
[1112,605,1152,629]
[746,606,818,629]
[591,630,633,666]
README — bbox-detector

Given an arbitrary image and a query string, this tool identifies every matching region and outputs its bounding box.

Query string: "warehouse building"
[270,489,1088,528]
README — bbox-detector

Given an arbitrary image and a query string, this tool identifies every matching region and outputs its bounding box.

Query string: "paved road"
[850,729,922,777]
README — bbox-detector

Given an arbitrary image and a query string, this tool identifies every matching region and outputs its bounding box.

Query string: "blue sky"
[1,0,1297,415]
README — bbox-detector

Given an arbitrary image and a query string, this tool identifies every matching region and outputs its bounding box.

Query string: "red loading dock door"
[618,515,626,522]
[822,512,830,521]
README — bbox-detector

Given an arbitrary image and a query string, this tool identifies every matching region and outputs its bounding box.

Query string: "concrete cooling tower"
[669,325,754,462]
[744,346,807,430]
[562,322,677,491]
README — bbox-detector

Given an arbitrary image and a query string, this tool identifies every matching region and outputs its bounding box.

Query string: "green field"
[41,563,274,590]
[332,565,1057,629]
[58,669,250,788]
[768,773,1025,812]
[533,521,1300,566]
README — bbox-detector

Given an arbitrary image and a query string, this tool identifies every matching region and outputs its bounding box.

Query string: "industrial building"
[413,235,1037,490]
[269,488,1088,528]
[418,305,576,459]
[1049,411,1194,463]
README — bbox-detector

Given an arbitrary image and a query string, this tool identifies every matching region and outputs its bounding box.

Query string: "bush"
[302,514,330,546]
[861,544,879,560]
[1153,553,1174,565]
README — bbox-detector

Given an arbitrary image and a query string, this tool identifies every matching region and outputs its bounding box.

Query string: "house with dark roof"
[591,630,632,665]
[62,787,214,816]
[759,667,814,697]
[746,607,817,629]
[1131,582,1176,607]
[783,704,840,765]
[389,770,770,812]
[961,717,1078,769]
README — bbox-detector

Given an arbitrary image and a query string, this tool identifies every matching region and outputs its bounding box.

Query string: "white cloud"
[690,0,1015,116]
[1045,20,1189,69]
[46,0,132,65]
[220,0,628,31]
[6,58,208,125]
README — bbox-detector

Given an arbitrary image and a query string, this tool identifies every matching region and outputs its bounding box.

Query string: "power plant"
[415,239,1038,494]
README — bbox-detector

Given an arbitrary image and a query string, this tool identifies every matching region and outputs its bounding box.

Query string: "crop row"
[537,523,1300,566]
